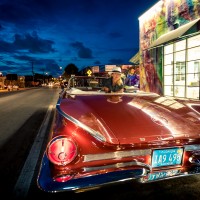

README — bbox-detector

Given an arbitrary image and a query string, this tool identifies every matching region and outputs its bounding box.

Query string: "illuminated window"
[164,44,173,54]
[188,34,200,48]
[175,40,186,51]
[174,62,185,82]
[188,46,200,61]
[163,34,200,99]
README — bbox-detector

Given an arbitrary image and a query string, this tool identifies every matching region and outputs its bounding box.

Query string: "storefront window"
[187,61,200,73]
[164,65,173,75]
[164,75,173,85]
[164,44,173,54]
[174,62,185,83]
[174,86,185,97]
[164,53,173,65]
[164,85,174,96]
[186,61,200,99]
[186,86,199,99]
[188,34,200,48]
[188,46,200,61]
[187,73,199,86]
[174,50,185,63]
[187,61,199,86]
[163,34,200,99]
[175,40,186,51]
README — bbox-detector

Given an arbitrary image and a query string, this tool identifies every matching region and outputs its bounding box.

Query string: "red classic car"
[37,75,200,193]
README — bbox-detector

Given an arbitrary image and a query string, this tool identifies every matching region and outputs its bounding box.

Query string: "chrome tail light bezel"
[46,136,78,166]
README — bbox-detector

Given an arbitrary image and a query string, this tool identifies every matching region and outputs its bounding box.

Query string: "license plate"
[152,148,183,168]
[148,169,180,181]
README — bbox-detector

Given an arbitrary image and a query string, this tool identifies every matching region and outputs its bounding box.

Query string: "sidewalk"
[0,87,34,93]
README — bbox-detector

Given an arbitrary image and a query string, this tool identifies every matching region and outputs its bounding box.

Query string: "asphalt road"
[0,87,59,199]
[1,87,200,200]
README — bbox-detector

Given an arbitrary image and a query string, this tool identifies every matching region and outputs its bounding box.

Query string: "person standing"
[125,66,140,87]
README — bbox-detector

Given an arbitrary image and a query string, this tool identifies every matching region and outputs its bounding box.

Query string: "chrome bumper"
[37,155,200,193]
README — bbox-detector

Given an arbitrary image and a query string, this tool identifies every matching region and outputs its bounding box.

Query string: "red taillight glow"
[54,174,74,182]
[47,137,77,165]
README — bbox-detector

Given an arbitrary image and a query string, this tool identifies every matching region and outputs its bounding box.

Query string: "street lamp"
[45,72,48,84]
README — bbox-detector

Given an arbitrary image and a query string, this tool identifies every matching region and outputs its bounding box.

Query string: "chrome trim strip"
[83,160,151,172]
[184,144,200,151]
[84,149,151,162]
[56,100,106,142]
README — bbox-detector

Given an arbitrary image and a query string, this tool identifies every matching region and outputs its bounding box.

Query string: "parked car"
[7,85,12,91]
[7,85,19,91]
[13,85,19,90]
[0,85,7,90]
[37,75,200,193]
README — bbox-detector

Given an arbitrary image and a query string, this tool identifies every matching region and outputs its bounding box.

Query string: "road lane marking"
[13,105,54,198]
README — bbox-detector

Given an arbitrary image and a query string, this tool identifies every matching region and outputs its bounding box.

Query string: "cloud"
[13,31,55,53]
[108,31,123,39]
[0,40,14,53]
[13,55,34,61]
[109,58,124,64]
[94,60,101,64]
[0,31,55,54]
[0,0,158,77]
[70,41,93,59]
[0,24,4,31]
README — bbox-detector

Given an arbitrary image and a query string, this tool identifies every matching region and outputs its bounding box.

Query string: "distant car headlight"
[47,136,77,166]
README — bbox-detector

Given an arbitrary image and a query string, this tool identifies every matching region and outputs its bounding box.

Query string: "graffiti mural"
[139,0,200,94]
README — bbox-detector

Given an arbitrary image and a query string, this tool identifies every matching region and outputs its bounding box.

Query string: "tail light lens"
[188,152,200,165]
[54,174,74,182]
[47,136,77,165]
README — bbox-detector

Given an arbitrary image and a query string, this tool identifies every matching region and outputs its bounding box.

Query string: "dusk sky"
[0,0,158,77]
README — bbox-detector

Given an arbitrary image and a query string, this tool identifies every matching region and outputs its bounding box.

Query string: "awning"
[129,51,140,64]
[149,18,200,48]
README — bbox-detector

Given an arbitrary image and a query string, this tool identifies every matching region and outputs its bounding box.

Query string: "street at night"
[1,88,200,200]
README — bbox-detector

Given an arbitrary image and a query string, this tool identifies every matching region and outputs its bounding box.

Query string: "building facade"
[137,0,200,100]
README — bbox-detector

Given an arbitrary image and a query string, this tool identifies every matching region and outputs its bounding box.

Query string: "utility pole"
[31,61,34,85]
[42,68,44,84]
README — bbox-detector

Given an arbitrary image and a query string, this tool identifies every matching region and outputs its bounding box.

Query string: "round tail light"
[47,136,77,165]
